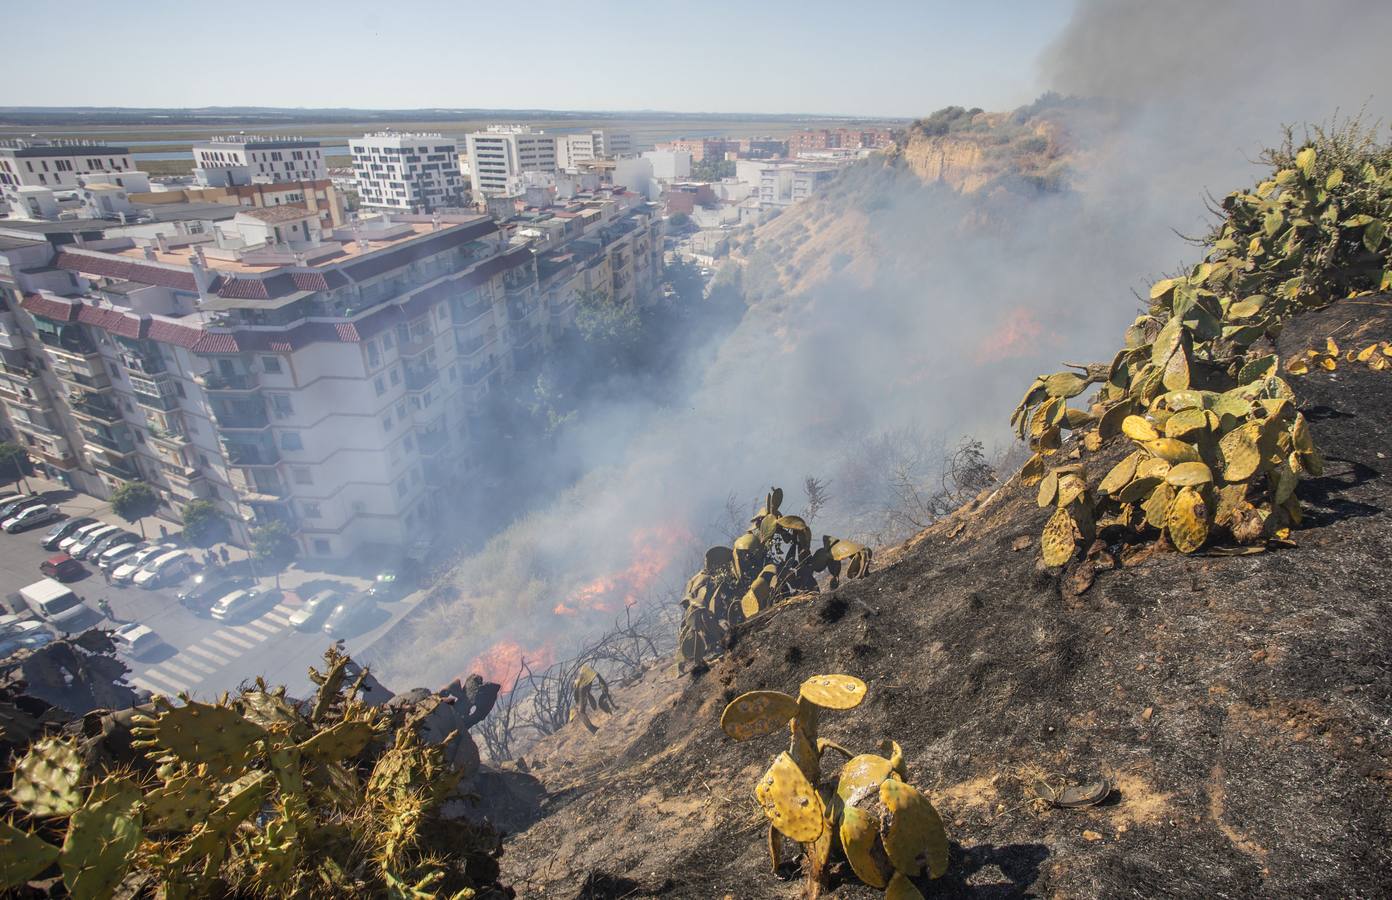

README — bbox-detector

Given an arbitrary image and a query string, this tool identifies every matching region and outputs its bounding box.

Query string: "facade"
[642,150,692,181]
[0,140,136,215]
[556,130,636,170]
[350,133,465,213]
[193,137,328,186]
[655,138,739,163]
[129,180,348,231]
[465,126,558,196]
[757,163,840,206]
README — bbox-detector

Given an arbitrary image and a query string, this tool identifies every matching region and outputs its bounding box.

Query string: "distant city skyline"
[3,0,1076,117]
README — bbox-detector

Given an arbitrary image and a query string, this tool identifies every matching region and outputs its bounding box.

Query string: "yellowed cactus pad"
[1145,437,1202,464]
[798,674,867,710]
[1165,461,1214,486]
[754,752,825,843]
[1098,451,1142,495]
[1040,507,1076,567]
[1167,485,1210,554]
[840,805,890,888]
[836,753,900,807]
[1122,415,1159,442]
[1219,422,1262,482]
[879,778,950,878]
[885,872,927,900]
[719,691,798,741]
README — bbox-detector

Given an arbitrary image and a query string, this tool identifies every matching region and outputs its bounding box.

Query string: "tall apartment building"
[464,126,557,196]
[193,137,328,187]
[350,133,465,212]
[556,130,637,170]
[0,140,136,216]
[0,208,552,559]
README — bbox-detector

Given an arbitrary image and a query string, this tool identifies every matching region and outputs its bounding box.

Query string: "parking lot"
[0,481,431,699]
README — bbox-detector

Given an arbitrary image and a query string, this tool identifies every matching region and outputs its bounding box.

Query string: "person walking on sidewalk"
[96,597,114,620]
[219,545,231,565]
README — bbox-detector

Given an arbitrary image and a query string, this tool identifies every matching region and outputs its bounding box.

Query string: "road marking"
[263,612,290,626]
[134,668,187,694]
[244,618,281,636]
[175,656,216,675]
[186,644,231,665]
[129,676,167,695]
[213,630,255,650]
[271,602,298,616]
[158,661,204,683]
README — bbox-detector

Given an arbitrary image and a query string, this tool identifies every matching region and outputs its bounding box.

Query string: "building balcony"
[454,302,490,327]
[12,413,58,438]
[417,428,449,456]
[404,363,438,392]
[94,457,139,482]
[120,351,167,376]
[69,394,122,424]
[456,332,493,358]
[32,447,79,471]
[133,387,180,412]
[82,428,136,455]
[39,335,100,362]
[212,406,270,430]
[463,362,497,386]
[147,423,191,448]
[222,441,280,467]
[398,330,434,357]
[198,371,260,392]
[49,358,111,391]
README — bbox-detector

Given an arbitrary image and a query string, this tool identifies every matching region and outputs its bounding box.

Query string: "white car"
[288,590,339,630]
[69,524,119,558]
[59,521,107,553]
[112,622,160,657]
[111,545,173,585]
[133,550,193,589]
[5,619,48,640]
[2,504,61,533]
[96,541,144,571]
[209,589,268,622]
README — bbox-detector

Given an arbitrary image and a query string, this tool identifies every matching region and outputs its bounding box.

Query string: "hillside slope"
[499,299,1392,897]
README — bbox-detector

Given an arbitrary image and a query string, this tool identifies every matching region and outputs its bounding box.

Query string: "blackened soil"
[501,301,1392,898]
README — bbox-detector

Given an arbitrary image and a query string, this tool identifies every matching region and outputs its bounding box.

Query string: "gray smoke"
[370,0,1392,690]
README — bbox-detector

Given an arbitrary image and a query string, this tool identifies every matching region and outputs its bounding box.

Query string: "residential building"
[193,137,327,187]
[556,130,637,170]
[0,140,135,215]
[737,138,789,158]
[642,150,692,181]
[465,126,558,196]
[757,163,840,206]
[655,138,739,163]
[351,133,465,213]
[128,180,348,231]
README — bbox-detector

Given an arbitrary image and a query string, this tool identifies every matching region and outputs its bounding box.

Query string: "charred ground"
[499,300,1392,898]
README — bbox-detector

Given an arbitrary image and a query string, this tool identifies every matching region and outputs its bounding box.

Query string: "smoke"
[368,0,1392,690]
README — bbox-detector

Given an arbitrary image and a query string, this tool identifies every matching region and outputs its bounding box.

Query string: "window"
[389,367,400,387]
[381,331,395,350]
[396,401,407,420]
[261,356,283,374]
[279,431,303,451]
[366,340,380,367]
[403,435,415,452]
[374,376,386,396]
[301,502,321,519]
[268,393,293,418]
[395,480,407,497]
[382,415,393,432]
[292,466,313,485]
[314,539,331,555]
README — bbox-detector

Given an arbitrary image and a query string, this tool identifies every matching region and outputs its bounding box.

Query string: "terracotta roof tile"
[20,293,78,322]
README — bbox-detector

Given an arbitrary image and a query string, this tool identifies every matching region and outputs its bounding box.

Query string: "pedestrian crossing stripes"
[214,630,256,650]
[184,644,231,666]
[128,603,301,696]
[263,612,290,627]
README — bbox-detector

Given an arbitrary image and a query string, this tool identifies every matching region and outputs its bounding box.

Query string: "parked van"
[133,550,193,589]
[18,579,86,628]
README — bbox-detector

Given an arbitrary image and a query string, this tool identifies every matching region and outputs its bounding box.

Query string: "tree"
[663,259,706,308]
[251,520,299,588]
[110,481,160,537]
[0,442,31,492]
[668,211,691,230]
[574,288,643,366]
[180,499,227,548]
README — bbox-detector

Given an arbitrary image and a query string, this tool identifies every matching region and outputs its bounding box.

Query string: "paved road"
[0,485,428,700]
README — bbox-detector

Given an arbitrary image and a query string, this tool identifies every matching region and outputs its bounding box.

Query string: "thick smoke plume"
[369,0,1392,691]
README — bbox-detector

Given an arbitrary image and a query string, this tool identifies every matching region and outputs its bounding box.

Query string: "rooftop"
[235,206,318,224]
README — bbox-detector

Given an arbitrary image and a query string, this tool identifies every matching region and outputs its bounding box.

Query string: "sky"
[0,0,1075,117]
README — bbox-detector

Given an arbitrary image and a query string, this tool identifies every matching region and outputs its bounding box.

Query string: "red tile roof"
[75,305,145,338]
[54,251,204,293]
[146,319,204,349]
[20,293,78,322]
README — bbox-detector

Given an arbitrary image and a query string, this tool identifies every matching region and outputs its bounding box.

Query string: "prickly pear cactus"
[9,736,85,817]
[59,777,143,900]
[721,674,947,895]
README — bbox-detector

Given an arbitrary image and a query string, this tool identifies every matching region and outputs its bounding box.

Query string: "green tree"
[668,211,691,230]
[575,288,643,366]
[664,259,706,308]
[0,441,31,492]
[110,481,160,538]
[180,499,227,548]
[251,520,299,588]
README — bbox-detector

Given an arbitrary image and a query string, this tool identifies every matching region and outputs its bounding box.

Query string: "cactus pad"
[885,871,927,900]
[840,805,890,888]
[1146,438,1202,464]
[798,674,867,709]
[1219,422,1263,482]
[296,719,377,761]
[9,736,85,817]
[1099,452,1141,495]
[837,753,899,807]
[754,752,824,843]
[142,772,217,833]
[1165,461,1213,487]
[720,691,798,741]
[59,778,142,900]
[131,699,268,774]
[1167,485,1211,554]
[1121,415,1159,442]
[0,819,60,888]
[878,778,949,878]
[1040,507,1076,566]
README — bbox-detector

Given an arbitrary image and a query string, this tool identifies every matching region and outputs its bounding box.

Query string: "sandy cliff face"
[900,135,991,192]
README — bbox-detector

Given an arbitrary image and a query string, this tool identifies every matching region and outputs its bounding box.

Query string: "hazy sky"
[1,0,1075,116]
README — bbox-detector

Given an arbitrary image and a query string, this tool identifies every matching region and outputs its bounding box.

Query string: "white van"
[19,578,86,628]
[59,521,108,553]
[133,550,192,589]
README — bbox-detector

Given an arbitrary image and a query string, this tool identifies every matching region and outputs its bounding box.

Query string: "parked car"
[0,613,24,635]
[0,493,27,511]
[96,541,143,572]
[18,579,86,629]
[87,531,139,561]
[3,504,61,533]
[133,550,194,589]
[209,588,274,622]
[39,554,84,582]
[1,618,46,640]
[112,545,175,585]
[288,589,339,630]
[322,594,375,636]
[58,522,107,553]
[68,525,119,559]
[178,574,252,612]
[0,495,43,520]
[112,623,160,657]
[366,569,408,602]
[42,517,96,550]
[0,630,55,658]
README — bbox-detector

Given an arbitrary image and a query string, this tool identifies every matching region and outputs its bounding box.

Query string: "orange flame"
[553,524,691,616]
[974,306,1046,363]
[465,639,556,691]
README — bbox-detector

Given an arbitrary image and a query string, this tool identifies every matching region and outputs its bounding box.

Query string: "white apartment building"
[0,140,135,215]
[464,126,557,196]
[556,130,636,170]
[351,133,465,212]
[192,137,328,187]
[642,149,692,181]
[592,130,634,157]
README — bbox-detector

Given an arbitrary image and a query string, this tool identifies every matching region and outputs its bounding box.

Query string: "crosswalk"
[126,598,301,697]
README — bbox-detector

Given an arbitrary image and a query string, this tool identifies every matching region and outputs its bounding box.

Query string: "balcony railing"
[199,371,259,391]
[222,443,280,466]
[133,388,179,412]
[418,429,448,456]
[463,363,497,385]
[398,330,434,357]
[147,423,190,446]
[94,458,139,481]
[83,429,136,454]
[213,406,270,429]
[120,352,166,375]
[456,333,492,357]
[70,395,122,424]
[404,363,438,391]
